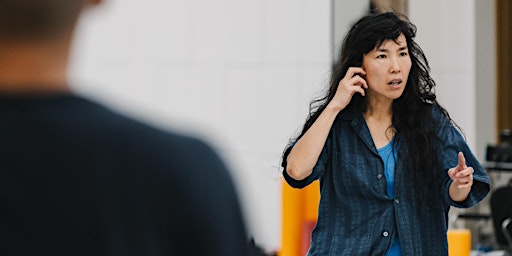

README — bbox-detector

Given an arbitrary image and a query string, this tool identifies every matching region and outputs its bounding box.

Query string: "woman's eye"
[377,54,386,59]
[400,52,408,56]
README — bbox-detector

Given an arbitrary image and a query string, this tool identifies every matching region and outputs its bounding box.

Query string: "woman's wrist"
[325,101,344,115]
[449,181,471,202]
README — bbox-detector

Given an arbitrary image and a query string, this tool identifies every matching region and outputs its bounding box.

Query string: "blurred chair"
[490,179,512,253]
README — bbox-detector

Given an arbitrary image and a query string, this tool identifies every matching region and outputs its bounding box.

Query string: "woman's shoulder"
[414,102,452,134]
[425,103,458,137]
[429,103,451,123]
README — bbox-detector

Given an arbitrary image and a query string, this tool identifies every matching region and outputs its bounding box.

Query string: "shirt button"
[383,231,389,237]
[377,174,383,179]
[395,199,400,204]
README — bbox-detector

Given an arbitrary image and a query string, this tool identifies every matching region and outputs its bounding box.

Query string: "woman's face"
[362,33,412,102]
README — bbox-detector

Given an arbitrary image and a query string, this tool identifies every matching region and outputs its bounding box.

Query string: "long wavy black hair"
[283,12,456,205]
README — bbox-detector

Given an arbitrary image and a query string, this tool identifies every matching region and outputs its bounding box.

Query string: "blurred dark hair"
[0,0,83,38]
[283,12,456,207]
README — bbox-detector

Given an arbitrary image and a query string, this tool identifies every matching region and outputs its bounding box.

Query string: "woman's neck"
[364,97,393,121]
[364,98,395,148]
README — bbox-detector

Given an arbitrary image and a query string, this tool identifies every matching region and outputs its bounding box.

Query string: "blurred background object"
[486,129,512,163]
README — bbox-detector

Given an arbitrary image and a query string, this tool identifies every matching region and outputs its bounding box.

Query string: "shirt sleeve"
[433,107,491,208]
[281,134,331,189]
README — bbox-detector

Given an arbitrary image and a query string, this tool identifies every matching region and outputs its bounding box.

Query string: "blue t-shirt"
[378,138,401,256]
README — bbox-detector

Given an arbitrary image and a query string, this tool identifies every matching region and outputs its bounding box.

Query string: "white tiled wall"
[410,0,483,154]
[71,0,331,252]
[71,0,495,252]
[409,0,497,236]
[410,0,497,159]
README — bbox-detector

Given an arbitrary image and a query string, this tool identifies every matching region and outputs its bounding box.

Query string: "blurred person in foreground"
[0,0,249,255]
[282,12,490,255]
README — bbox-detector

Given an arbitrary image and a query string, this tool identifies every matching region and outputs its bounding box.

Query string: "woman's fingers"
[350,75,368,88]
[328,67,368,111]
[345,67,366,80]
[348,76,367,96]
[455,166,474,178]
[454,167,474,188]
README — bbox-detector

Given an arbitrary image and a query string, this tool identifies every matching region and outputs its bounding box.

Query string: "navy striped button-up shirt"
[283,104,491,255]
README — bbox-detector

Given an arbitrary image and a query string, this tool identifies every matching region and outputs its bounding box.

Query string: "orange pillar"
[280,179,320,256]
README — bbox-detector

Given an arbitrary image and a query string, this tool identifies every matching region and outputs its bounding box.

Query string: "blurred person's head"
[0,0,101,91]
[0,0,101,41]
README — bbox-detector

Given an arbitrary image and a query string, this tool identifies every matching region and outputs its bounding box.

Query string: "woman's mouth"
[388,79,402,85]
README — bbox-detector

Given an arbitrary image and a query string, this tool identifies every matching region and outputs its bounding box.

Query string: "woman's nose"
[389,57,401,73]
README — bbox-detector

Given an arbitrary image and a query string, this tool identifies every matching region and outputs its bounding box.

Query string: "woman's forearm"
[286,104,341,180]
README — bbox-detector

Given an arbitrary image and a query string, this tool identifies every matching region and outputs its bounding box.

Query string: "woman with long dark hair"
[282,12,490,255]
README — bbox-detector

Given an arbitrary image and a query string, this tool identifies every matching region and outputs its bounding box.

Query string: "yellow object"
[280,179,320,256]
[447,229,471,256]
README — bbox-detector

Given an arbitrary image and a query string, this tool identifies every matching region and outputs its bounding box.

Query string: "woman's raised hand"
[328,67,368,112]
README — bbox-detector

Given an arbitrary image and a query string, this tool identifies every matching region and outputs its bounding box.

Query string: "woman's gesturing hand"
[448,152,474,190]
[327,67,368,112]
[448,152,474,202]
